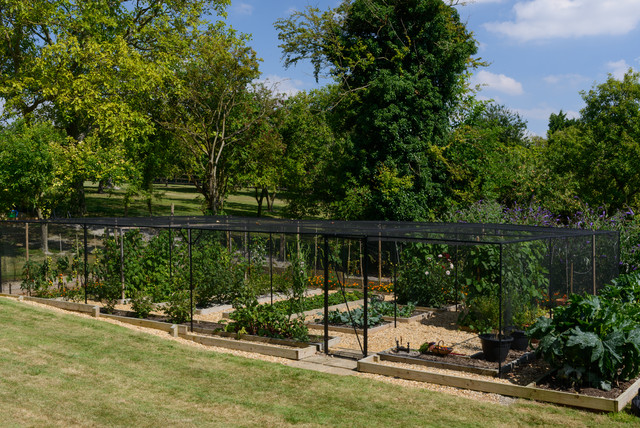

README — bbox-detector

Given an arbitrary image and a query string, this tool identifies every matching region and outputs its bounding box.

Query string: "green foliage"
[270,291,363,315]
[368,300,416,318]
[458,295,500,334]
[130,290,154,319]
[322,305,383,329]
[276,0,479,220]
[0,121,68,218]
[529,273,640,390]
[396,244,457,307]
[228,294,309,342]
[547,70,640,212]
[164,290,192,324]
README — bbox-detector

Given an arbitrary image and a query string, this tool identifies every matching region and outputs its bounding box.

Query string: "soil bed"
[384,348,532,372]
[536,374,640,399]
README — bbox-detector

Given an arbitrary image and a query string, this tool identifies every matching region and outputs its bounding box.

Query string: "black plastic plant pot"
[509,330,529,351]
[479,334,514,363]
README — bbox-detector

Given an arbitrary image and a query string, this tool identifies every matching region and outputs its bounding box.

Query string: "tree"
[547,70,640,211]
[157,27,274,214]
[0,0,228,214]
[276,0,479,220]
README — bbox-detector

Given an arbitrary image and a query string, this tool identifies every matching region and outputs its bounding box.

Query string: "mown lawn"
[84,183,289,218]
[0,298,638,427]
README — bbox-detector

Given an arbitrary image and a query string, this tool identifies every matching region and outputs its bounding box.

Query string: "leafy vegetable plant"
[528,272,640,391]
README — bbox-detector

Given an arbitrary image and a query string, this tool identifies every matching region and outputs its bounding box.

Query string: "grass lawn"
[84,183,290,218]
[1,298,638,427]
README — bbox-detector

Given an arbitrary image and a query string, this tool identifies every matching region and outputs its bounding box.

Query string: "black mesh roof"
[11,216,617,244]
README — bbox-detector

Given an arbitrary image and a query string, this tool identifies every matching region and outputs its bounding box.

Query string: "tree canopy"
[276,0,479,221]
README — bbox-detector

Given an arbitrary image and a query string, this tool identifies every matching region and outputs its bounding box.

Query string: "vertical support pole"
[323,235,329,355]
[454,245,459,311]
[247,232,252,278]
[498,243,503,376]
[269,232,273,305]
[189,228,193,332]
[592,234,596,295]
[120,228,125,300]
[378,237,382,287]
[547,238,552,311]
[84,224,88,304]
[169,228,173,279]
[363,236,369,357]
[393,242,397,328]
[25,222,29,262]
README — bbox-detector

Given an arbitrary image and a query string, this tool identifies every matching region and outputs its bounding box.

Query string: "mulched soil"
[536,374,640,399]
[384,348,531,371]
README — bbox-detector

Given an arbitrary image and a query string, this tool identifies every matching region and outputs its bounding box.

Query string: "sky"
[224,0,640,136]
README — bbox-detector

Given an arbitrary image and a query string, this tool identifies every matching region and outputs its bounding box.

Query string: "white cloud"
[484,0,640,42]
[543,73,589,85]
[471,70,524,95]
[255,74,304,98]
[233,3,254,15]
[606,60,633,79]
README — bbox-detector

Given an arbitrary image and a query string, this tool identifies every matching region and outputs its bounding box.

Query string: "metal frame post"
[498,243,503,376]
[363,236,368,357]
[189,228,193,331]
[84,224,88,304]
[269,233,273,305]
[120,228,125,300]
[323,235,329,354]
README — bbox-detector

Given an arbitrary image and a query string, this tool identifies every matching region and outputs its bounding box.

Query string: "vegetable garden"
[2,216,637,411]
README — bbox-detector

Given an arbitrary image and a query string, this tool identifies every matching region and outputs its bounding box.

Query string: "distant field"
[84,183,289,218]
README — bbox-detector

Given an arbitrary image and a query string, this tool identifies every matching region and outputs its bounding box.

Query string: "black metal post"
[323,235,329,354]
[189,228,193,332]
[393,243,397,328]
[269,232,273,305]
[169,228,173,280]
[84,224,88,304]
[454,245,459,311]
[0,228,3,294]
[498,243,503,376]
[120,228,125,301]
[363,237,369,357]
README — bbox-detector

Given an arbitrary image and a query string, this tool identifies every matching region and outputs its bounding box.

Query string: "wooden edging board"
[100,312,317,360]
[10,295,100,316]
[179,332,317,360]
[357,354,640,412]
[306,322,390,335]
[190,325,341,352]
[379,352,498,377]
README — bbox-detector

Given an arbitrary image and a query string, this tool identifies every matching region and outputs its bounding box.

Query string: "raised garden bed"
[357,352,640,412]
[306,321,391,335]
[379,348,537,377]
[12,296,326,360]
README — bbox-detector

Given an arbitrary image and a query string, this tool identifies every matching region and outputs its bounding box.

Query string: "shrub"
[229,295,309,342]
[396,243,456,307]
[131,290,154,318]
[528,273,640,391]
[164,290,192,324]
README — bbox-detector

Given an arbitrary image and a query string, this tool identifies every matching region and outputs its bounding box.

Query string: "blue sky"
[224,0,640,136]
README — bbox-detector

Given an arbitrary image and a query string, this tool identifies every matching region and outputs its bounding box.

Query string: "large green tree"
[157,27,275,214]
[0,0,227,214]
[547,70,640,211]
[276,0,479,220]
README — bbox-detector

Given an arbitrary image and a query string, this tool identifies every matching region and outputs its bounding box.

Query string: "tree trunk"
[255,187,267,217]
[37,207,49,254]
[267,188,277,212]
[70,178,87,216]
